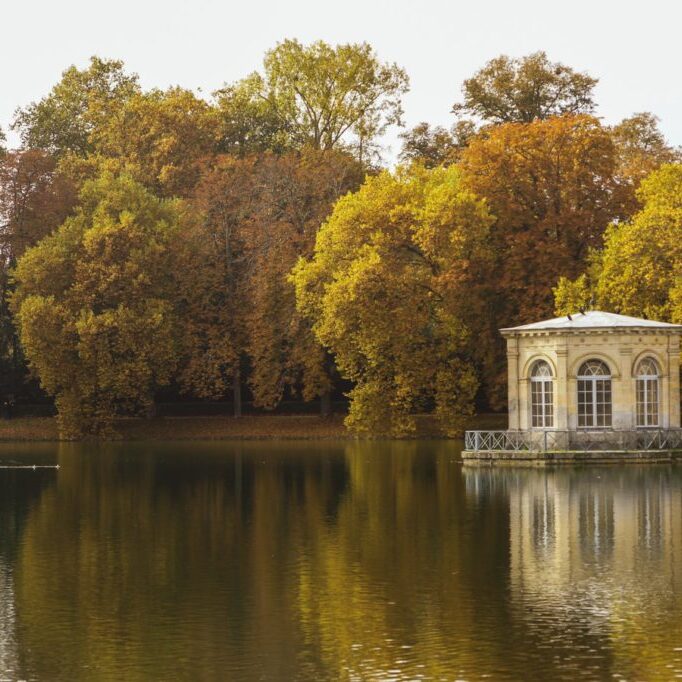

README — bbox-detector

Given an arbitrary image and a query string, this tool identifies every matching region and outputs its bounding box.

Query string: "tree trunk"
[233,367,242,418]
[320,389,331,418]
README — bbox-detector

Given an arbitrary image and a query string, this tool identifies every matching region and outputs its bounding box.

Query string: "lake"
[1,440,682,680]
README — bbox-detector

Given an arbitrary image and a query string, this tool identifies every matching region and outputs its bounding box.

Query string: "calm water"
[1,441,682,680]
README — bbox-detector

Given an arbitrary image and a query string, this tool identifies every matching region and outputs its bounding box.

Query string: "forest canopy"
[1,42,680,438]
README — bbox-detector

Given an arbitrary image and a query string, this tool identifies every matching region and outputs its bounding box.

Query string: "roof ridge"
[501,310,682,332]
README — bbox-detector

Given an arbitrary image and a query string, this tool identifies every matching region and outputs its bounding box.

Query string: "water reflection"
[0,559,18,678]
[1,442,682,680]
[464,466,682,680]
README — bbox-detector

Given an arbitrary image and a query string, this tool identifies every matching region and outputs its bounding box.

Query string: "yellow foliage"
[12,171,193,438]
[553,274,592,315]
[566,164,682,321]
[292,164,492,436]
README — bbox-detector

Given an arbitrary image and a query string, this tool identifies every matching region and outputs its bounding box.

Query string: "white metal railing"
[464,429,682,453]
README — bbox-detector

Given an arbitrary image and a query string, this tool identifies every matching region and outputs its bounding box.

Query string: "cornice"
[500,328,682,339]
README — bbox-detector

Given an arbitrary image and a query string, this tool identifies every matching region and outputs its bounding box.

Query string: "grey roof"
[501,310,682,333]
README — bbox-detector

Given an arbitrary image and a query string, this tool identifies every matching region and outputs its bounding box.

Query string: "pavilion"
[463,311,682,464]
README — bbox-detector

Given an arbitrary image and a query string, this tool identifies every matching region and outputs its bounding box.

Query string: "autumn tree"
[214,75,290,157]
[0,150,77,259]
[453,52,597,125]
[554,164,682,321]
[292,164,492,436]
[12,57,140,157]
[398,121,475,168]
[245,149,364,412]
[459,114,627,406]
[610,113,681,212]
[91,87,221,197]
[11,171,193,438]
[216,40,409,163]
[0,149,77,395]
[184,150,363,415]
[179,155,257,416]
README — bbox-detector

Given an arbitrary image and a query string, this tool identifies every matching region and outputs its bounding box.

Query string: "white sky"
[2,0,681,162]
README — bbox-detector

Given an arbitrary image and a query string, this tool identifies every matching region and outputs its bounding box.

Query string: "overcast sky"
[2,0,681,162]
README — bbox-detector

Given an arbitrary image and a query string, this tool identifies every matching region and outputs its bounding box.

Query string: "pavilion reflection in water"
[464,467,682,610]
[0,559,18,676]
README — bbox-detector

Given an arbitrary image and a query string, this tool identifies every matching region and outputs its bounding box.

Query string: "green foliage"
[12,171,190,438]
[292,164,492,436]
[90,87,221,197]
[218,39,409,162]
[4,46,682,437]
[214,74,291,157]
[611,113,681,207]
[553,274,592,315]
[398,121,475,168]
[453,51,597,124]
[594,164,682,320]
[12,57,140,157]
[0,149,78,397]
[553,164,682,321]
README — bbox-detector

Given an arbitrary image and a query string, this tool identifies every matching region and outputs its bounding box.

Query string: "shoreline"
[0,413,507,442]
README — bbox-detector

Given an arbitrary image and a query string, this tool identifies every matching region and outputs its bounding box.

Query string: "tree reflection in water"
[2,442,682,680]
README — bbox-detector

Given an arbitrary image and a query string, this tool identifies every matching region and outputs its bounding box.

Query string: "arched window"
[530,360,553,428]
[636,357,659,427]
[577,360,612,428]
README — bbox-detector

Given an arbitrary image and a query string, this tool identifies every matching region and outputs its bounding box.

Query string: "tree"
[291,164,492,436]
[0,150,77,398]
[184,150,364,415]
[611,113,681,211]
[398,121,475,168]
[179,155,257,416]
[216,40,409,162]
[91,87,221,197]
[459,114,627,406]
[11,171,192,438]
[245,149,364,411]
[553,273,593,316]
[555,164,682,321]
[0,150,77,259]
[453,52,597,125]
[214,74,290,157]
[12,56,140,157]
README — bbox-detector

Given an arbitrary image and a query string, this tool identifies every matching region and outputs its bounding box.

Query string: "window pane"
[650,379,659,425]
[578,379,593,427]
[579,360,610,377]
[531,360,552,378]
[531,378,553,427]
[637,358,659,377]
[637,377,659,427]
[578,377,611,427]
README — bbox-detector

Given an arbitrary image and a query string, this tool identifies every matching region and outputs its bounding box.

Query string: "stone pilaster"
[615,346,634,429]
[507,337,520,430]
[555,345,569,429]
[668,336,681,428]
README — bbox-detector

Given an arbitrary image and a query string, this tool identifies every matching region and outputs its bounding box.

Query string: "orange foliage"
[459,114,628,406]
[182,149,364,408]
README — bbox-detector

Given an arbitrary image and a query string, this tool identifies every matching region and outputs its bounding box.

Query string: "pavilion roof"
[501,310,682,334]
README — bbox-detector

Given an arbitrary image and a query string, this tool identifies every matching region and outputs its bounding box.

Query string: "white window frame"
[577,360,612,429]
[636,358,659,428]
[530,360,554,428]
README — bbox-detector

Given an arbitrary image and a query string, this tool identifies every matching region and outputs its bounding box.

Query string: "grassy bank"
[0,412,507,442]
